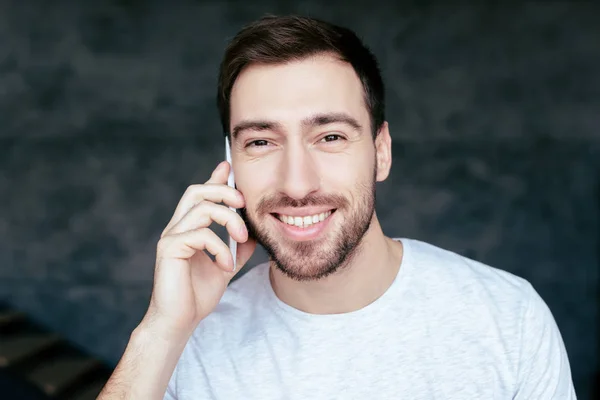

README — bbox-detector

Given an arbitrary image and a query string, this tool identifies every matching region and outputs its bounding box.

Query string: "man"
[99,15,576,399]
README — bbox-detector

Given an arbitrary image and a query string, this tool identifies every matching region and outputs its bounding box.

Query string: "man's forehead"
[229,55,367,127]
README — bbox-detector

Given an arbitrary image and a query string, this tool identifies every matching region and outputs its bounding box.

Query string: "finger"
[166,201,248,243]
[206,161,231,185]
[220,237,258,279]
[163,161,234,230]
[236,237,257,268]
[163,184,245,236]
[158,228,234,271]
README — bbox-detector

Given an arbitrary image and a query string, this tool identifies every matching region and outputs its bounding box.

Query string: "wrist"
[134,314,195,347]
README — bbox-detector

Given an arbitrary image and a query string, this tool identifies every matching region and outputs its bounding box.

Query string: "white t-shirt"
[165,238,576,399]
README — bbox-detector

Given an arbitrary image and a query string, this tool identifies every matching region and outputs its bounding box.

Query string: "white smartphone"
[225,136,238,271]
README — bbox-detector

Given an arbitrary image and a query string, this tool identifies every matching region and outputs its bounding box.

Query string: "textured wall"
[1,1,599,398]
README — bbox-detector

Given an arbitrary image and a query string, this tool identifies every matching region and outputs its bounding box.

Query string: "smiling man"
[99,15,576,400]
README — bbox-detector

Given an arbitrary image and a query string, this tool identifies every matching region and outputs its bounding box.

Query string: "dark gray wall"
[1,1,598,398]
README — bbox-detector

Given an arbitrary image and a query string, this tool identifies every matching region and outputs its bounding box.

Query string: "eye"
[247,139,269,147]
[320,134,344,143]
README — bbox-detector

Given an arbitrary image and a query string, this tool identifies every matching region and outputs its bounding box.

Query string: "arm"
[97,161,255,399]
[513,284,577,399]
[98,321,189,400]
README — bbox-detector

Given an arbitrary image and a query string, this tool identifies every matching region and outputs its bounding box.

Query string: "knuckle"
[196,199,211,208]
[234,213,246,226]
[195,229,212,249]
[184,184,203,196]
[156,235,174,254]
[193,200,214,217]
[160,225,171,238]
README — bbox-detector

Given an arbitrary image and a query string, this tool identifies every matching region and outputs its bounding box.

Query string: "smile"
[275,210,333,228]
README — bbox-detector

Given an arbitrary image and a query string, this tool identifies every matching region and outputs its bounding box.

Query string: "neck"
[269,214,404,315]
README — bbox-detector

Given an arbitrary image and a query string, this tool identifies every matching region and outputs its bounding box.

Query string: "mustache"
[256,193,348,215]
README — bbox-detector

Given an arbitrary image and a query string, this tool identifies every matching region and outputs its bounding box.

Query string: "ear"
[375,121,392,182]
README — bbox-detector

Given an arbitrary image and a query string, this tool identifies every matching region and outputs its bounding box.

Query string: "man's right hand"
[141,160,257,340]
[98,161,256,399]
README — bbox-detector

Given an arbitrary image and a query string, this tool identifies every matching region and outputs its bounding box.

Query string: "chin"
[274,260,342,282]
[269,237,357,282]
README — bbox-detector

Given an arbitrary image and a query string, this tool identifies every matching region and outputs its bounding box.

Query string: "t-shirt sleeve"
[513,283,577,399]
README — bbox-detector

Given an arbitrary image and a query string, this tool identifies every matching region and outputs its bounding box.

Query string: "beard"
[240,172,376,282]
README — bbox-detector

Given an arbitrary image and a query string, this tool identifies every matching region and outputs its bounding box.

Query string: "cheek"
[235,169,272,209]
[317,152,374,188]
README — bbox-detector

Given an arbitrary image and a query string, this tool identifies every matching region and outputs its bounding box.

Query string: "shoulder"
[401,238,538,319]
[401,239,572,393]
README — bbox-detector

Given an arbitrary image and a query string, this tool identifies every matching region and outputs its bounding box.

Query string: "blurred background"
[0,0,598,399]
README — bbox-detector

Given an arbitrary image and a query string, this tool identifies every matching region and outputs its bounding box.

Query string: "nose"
[277,144,320,200]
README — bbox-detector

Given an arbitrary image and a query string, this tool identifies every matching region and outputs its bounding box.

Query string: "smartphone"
[225,136,238,271]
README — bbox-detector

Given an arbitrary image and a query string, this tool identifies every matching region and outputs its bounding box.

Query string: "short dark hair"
[217,15,385,138]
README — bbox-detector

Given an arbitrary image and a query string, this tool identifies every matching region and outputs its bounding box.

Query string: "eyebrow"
[231,112,363,139]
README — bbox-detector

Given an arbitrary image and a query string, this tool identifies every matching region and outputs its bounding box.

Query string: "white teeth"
[277,211,332,228]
